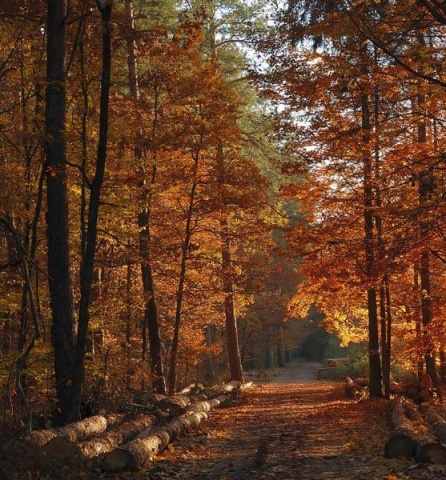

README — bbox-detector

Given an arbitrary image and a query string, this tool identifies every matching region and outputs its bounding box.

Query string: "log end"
[384,433,416,460]
[102,448,139,472]
[416,442,446,465]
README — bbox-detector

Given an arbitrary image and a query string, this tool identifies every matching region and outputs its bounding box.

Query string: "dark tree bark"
[45,0,77,424]
[360,47,382,397]
[413,265,424,377]
[220,213,244,381]
[169,146,201,394]
[125,0,166,394]
[70,0,113,422]
[218,145,244,382]
[415,79,440,389]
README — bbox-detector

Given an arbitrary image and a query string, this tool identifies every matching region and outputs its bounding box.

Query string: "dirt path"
[135,364,445,480]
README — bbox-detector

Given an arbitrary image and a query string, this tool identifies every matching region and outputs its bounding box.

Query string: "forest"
[2,0,446,460]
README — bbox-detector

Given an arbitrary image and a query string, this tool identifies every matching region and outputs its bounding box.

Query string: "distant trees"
[265,0,446,395]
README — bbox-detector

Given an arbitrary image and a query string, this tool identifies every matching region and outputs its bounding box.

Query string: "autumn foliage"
[3,0,446,430]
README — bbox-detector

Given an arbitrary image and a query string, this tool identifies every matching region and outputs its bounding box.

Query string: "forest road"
[139,364,441,480]
[140,363,446,480]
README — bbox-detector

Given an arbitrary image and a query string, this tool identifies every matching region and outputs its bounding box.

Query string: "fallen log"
[416,442,446,464]
[37,413,157,462]
[102,411,209,472]
[24,415,109,447]
[178,383,205,396]
[420,405,446,445]
[102,393,230,472]
[185,394,227,413]
[384,432,416,460]
[79,414,157,459]
[384,396,446,462]
[158,395,192,418]
[203,380,252,398]
[385,396,418,459]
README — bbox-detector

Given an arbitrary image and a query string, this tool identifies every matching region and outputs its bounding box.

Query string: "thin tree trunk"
[126,262,132,390]
[218,145,244,382]
[220,213,244,381]
[360,48,382,396]
[71,0,113,422]
[373,69,390,398]
[125,0,166,393]
[416,83,440,388]
[45,0,77,424]
[169,148,201,394]
[203,324,216,383]
[440,350,446,384]
[414,264,424,377]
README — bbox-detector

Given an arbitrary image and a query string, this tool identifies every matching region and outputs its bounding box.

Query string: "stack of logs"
[385,395,446,464]
[344,374,434,404]
[344,374,446,464]
[23,380,252,472]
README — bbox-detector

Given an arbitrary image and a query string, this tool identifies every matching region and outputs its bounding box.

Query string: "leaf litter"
[141,364,444,480]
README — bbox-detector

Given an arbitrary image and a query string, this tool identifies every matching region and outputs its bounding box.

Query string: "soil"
[3,363,446,479]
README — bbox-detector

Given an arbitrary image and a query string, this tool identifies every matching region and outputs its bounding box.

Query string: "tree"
[71,0,114,422]
[45,0,77,423]
[124,0,167,394]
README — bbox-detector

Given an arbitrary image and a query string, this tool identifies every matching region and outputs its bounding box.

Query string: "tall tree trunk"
[360,50,382,397]
[277,326,287,368]
[168,147,201,394]
[440,350,446,385]
[126,261,132,390]
[203,324,217,383]
[218,145,244,382]
[416,83,440,388]
[45,0,77,424]
[220,213,244,381]
[373,73,390,398]
[414,264,424,377]
[125,0,166,393]
[207,3,243,383]
[71,0,113,422]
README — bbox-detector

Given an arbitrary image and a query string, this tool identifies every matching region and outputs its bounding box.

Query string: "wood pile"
[21,380,253,473]
[384,394,446,464]
[342,373,446,464]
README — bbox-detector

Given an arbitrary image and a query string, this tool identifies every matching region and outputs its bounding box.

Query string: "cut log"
[178,383,204,396]
[390,396,411,431]
[102,411,209,472]
[158,395,192,418]
[384,396,440,461]
[186,395,227,413]
[384,432,416,460]
[204,380,252,398]
[79,414,157,459]
[385,396,421,459]
[24,429,58,448]
[420,405,446,445]
[416,442,446,464]
[24,415,109,447]
[344,377,367,400]
[102,393,231,472]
